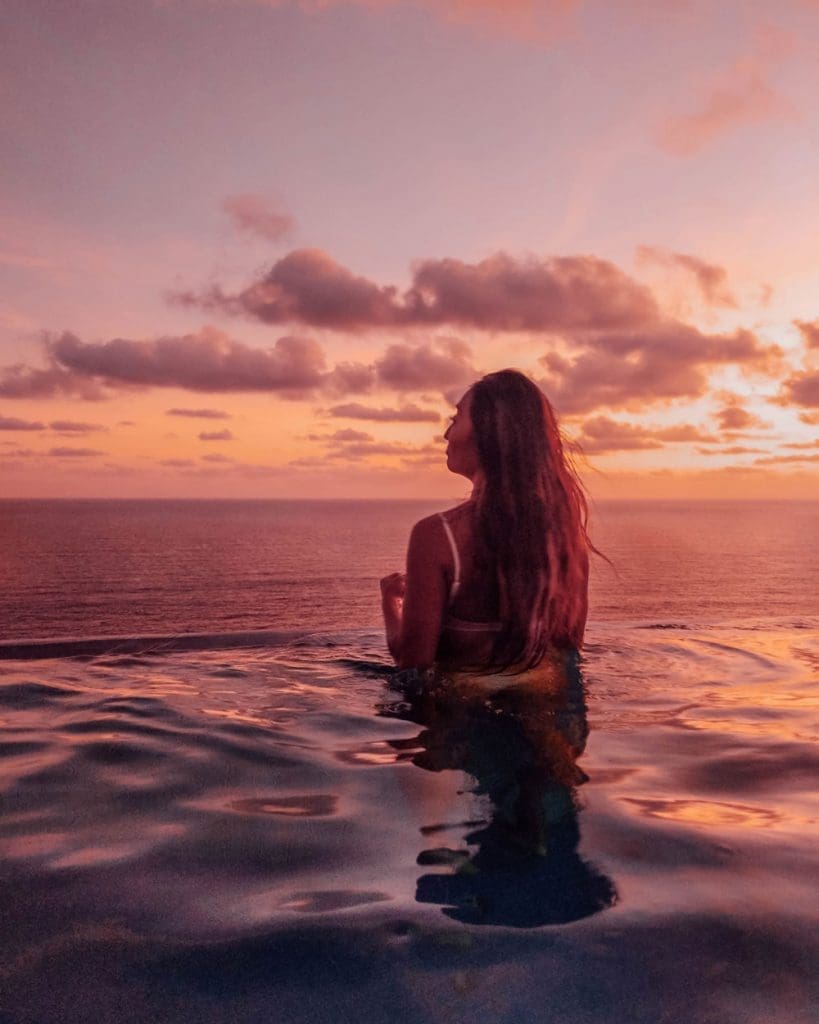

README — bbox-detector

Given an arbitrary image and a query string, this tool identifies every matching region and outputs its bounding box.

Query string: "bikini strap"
[438,513,461,603]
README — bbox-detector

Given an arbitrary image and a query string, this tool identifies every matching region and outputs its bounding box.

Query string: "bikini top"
[438,513,503,634]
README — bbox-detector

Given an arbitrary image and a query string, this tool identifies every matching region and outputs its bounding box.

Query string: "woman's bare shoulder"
[439,500,473,522]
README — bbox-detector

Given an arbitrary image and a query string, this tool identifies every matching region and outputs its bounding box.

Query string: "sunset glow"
[2,0,819,498]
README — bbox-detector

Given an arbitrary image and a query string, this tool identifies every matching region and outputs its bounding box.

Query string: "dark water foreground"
[1,624,817,1024]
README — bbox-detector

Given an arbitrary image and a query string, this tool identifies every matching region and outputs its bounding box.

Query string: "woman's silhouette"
[381,369,593,681]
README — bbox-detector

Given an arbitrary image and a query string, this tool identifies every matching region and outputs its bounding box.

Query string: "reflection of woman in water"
[391,675,617,926]
[381,369,593,681]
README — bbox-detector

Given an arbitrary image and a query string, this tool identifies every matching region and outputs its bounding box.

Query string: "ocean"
[0,499,817,1023]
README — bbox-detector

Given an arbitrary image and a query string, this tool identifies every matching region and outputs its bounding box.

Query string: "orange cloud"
[780,370,819,408]
[713,393,768,431]
[325,402,441,422]
[636,246,736,308]
[795,319,819,349]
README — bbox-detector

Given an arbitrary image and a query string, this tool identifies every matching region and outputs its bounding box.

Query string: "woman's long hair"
[470,370,591,670]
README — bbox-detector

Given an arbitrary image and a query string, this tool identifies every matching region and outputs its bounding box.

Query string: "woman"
[380,369,591,680]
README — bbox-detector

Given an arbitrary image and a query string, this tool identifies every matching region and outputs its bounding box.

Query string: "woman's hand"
[380,572,406,604]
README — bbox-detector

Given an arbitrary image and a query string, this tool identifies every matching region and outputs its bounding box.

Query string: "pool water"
[1,622,817,1023]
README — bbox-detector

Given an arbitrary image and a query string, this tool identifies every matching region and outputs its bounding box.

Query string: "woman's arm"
[381,516,448,669]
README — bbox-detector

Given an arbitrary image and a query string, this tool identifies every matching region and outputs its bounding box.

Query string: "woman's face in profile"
[444,389,480,480]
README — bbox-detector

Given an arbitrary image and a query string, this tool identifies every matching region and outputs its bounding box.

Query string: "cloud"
[636,246,736,308]
[160,458,196,468]
[0,361,108,400]
[696,445,769,456]
[167,408,232,419]
[654,28,795,156]
[201,453,236,463]
[222,194,295,243]
[49,420,105,434]
[173,248,660,333]
[0,415,44,431]
[795,319,819,349]
[713,394,768,431]
[308,428,374,442]
[799,411,819,425]
[46,328,326,393]
[326,402,441,422]
[755,452,819,465]
[326,440,442,462]
[323,361,376,395]
[779,370,819,408]
[576,415,717,454]
[198,429,234,441]
[375,338,477,391]
[540,324,778,414]
[47,447,105,457]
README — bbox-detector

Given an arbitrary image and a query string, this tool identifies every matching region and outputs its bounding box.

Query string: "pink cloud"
[198,429,235,441]
[47,447,105,457]
[47,328,326,393]
[323,361,376,395]
[654,30,795,156]
[222,194,295,243]
[166,408,232,419]
[540,325,778,414]
[201,453,236,463]
[0,362,108,400]
[576,415,717,454]
[0,415,44,431]
[174,248,659,333]
[375,338,477,391]
[49,420,105,434]
[308,428,374,442]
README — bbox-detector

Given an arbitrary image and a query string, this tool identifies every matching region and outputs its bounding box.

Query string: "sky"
[2,0,819,499]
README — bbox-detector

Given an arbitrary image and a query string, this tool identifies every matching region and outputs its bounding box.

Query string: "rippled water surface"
[1,500,818,1022]
[1,624,817,1023]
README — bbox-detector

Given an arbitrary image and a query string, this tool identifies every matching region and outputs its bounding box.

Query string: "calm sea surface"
[1,499,818,641]
[0,500,817,1023]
